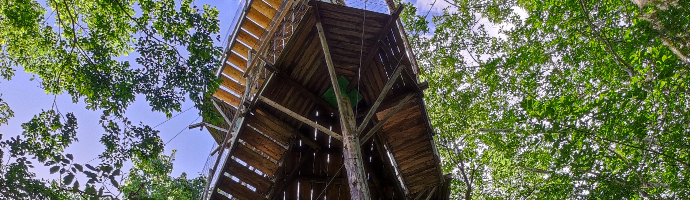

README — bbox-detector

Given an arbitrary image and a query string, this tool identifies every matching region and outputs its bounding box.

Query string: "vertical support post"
[312,2,371,200]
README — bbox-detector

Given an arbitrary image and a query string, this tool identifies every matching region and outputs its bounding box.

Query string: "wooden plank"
[214,89,241,108]
[290,36,321,80]
[400,155,434,173]
[252,0,277,18]
[424,186,438,200]
[232,41,252,59]
[253,108,322,151]
[346,5,404,91]
[381,114,423,135]
[226,159,273,194]
[211,191,231,200]
[259,96,343,141]
[220,75,245,95]
[254,108,295,137]
[395,142,431,163]
[228,52,248,71]
[403,167,437,185]
[233,144,279,177]
[361,93,414,142]
[317,2,389,22]
[217,177,267,200]
[237,30,259,49]
[395,139,431,162]
[274,11,316,67]
[371,57,386,94]
[222,65,247,85]
[324,25,377,40]
[270,150,313,200]
[274,73,337,114]
[242,19,266,39]
[248,117,292,144]
[373,136,408,198]
[299,52,324,87]
[381,109,422,131]
[247,7,271,28]
[320,16,383,32]
[357,60,406,134]
[263,0,281,9]
[240,127,286,161]
[386,127,426,148]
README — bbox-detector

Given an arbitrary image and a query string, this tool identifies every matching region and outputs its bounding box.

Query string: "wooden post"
[313,2,371,199]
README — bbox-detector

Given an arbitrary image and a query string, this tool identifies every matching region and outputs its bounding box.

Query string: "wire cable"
[165,115,201,145]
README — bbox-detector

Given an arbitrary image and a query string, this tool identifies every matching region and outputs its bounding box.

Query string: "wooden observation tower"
[198,0,450,199]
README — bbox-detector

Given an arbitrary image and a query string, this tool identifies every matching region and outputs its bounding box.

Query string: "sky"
[0,0,241,183]
[0,0,443,191]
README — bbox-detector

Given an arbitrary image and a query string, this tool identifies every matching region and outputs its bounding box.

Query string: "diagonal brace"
[356,60,406,134]
[360,93,414,143]
[258,96,343,141]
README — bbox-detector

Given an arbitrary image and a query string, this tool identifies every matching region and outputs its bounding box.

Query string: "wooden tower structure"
[198,0,450,199]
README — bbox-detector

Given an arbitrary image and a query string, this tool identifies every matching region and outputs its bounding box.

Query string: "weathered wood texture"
[209,1,444,200]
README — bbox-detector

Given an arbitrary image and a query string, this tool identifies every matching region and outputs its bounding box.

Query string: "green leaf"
[112,169,121,176]
[85,164,96,171]
[73,180,80,192]
[110,178,120,188]
[63,173,75,185]
[49,166,60,174]
[74,164,83,172]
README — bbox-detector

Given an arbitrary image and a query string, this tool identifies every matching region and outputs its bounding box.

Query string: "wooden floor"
[207,1,448,199]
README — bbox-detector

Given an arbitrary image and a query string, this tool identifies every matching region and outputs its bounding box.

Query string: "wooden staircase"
[214,0,283,109]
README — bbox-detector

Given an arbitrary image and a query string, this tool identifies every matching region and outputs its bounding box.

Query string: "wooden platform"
[205,1,447,199]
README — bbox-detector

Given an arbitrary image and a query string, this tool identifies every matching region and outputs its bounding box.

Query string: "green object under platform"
[322,76,363,108]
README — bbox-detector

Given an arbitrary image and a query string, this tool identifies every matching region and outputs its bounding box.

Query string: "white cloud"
[406,0,454,15]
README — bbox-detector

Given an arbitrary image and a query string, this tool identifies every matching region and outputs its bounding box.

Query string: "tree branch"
[577,0,636,78]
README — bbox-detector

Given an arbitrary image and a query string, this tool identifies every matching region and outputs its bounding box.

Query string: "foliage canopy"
[0,0,221,199]
[401,0,690,199]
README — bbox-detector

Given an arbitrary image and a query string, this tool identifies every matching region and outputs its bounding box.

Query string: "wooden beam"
[273,73,338,114]
[206,100,246,199]
[253,108,322,151]
[346,5,404,91]
[413,188,428,200]
[212,99,234,129]
[356,60,405,134]
[314,2,371,200]
[360,93,414,143]
[216,175,266,200]
[269,150,312,200]
[189,122,229,133]
[354,85,419,118]
[424,186,438,200]
[295,176,346,184]
[258,96,343,141]
[373,136,407,198]
[225,159,273,194]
